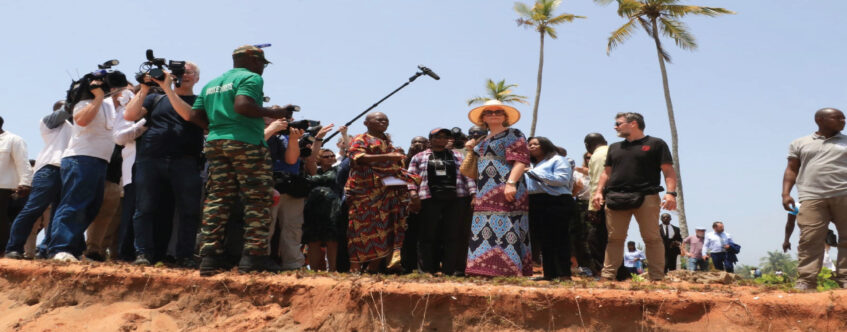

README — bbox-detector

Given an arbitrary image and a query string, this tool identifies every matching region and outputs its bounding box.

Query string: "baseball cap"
[233,45,271,64]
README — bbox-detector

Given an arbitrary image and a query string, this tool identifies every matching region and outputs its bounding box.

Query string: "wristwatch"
[666,191,678,197]
[506,180,517,185]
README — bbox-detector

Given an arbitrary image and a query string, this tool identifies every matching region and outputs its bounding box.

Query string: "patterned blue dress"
[465,128,532,276]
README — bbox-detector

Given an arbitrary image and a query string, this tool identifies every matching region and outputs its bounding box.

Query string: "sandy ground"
[1,259,845,331]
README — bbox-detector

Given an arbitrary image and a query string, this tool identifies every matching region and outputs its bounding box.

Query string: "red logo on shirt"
[641,145,651,152]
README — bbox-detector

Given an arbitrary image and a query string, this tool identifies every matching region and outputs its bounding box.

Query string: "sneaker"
[238,255,283,274]
[133,254,151,266]
[52,252,79,262]
[4,251,23,260]
[199,255,229,276]
[35,251,48,260]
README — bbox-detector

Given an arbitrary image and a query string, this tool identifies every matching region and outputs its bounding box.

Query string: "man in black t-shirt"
[124,62,204,266]
[591,112,677,281]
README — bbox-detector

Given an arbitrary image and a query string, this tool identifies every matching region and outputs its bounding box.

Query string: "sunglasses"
[614,121,627,127]
[320,155,335,159]
[482,109,505,116]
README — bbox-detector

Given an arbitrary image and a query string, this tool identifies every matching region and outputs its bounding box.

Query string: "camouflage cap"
[232,45,271,64]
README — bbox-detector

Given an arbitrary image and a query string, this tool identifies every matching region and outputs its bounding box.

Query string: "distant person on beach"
[680,226,708,271]
[702,221,735,272]
[659,213,682,272]
[782,107,847,290]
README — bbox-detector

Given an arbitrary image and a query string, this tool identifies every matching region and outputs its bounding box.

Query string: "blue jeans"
[48,156,107,256]
[133,156,202,259]
[5,166,62,253]
[710,252,734,272]
[687,257,709,271]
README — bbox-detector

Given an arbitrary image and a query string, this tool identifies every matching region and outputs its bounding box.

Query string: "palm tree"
[514,0,585,137]
[760,250,798,277]
[467,79,530,106]
[595,0,733,238]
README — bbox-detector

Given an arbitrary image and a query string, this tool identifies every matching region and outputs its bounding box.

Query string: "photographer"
[191,45,292,275]
[124,61,204,267]
[48,77,125,261]
[265,115,333,270]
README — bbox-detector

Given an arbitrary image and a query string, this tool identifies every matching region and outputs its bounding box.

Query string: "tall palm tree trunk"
[530,30,545,137]
[650,19,688,239]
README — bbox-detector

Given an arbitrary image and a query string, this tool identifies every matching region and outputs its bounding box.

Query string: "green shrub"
[817,267,840,292]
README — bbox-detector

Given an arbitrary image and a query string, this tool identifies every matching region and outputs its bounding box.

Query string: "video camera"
[135,49,187,88]
[283,119,322,137]
[65,60,128,110]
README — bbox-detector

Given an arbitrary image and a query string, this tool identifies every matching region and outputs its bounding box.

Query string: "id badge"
[434,159,447,176]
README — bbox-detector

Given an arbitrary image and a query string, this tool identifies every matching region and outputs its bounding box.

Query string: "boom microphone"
[418,65,440,80]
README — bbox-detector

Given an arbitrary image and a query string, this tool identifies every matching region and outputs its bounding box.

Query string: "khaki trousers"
[601,194,665,280]
[796,195,847,285]
[85,182,122,256]
[269,193,306,270]
[24,207,51,258]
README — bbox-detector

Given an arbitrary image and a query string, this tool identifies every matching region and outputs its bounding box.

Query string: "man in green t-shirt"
[192,45,292,276]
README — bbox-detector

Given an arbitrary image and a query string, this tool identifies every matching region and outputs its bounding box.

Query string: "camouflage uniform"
[199,139,274,256]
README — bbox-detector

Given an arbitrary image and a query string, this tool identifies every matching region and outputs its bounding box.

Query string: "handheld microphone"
[418,65,440,80]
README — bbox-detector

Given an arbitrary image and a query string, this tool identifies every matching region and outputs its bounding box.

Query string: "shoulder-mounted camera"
[135,49,187,88]
[64,59,128,112]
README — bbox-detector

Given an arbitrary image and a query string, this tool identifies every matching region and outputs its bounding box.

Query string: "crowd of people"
[0,45,841,289]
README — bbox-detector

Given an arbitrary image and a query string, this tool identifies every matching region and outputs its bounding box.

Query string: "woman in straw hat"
[462,100,532,277]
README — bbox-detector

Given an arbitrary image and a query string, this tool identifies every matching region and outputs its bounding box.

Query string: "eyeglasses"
[614,121,626,127]
[482,109,505,116]
[184,70,196,75]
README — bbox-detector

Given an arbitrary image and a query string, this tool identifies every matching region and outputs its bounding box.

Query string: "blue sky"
[2,0,845,266]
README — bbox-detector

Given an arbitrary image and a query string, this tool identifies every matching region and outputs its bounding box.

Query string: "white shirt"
[702,231,733,256]
[33,114,73,174]
[624,249,645,268]
[63,98,118,161]
[112,90,146,187]
[0,131,33,189]
[661,223,676,240]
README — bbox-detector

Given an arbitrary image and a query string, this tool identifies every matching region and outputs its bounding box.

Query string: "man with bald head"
[783,107,847,290]
[345,112,420,273]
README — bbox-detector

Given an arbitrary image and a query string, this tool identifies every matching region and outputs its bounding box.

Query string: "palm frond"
[467,96,489,106]
[514,2,534,18]
[503,96,531,105]
[659,17,696,50]
[516,18,537,27]
[548,13,587,25]
[607,17,640,54]
[638,16,653,37]
[545,25,558,39]
[617,0,643,17]
[663,4,734,18]
[593,0,619,6]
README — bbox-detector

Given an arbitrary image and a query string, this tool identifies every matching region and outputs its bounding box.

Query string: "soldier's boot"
[238,255,283,274]
[199,254,229,276]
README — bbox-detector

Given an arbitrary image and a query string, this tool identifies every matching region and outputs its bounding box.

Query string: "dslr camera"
[65,60,128,110]
[135,49,187,88]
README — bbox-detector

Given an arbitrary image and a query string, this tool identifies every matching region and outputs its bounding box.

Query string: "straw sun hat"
[467,100,521,126]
